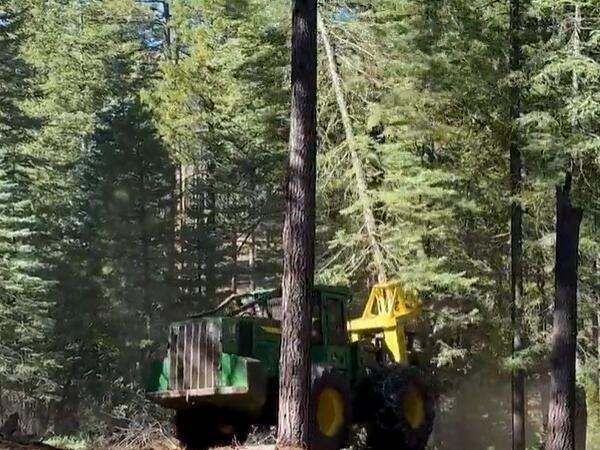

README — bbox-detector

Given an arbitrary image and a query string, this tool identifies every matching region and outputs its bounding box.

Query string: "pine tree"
[521,1,600,445]
[144,0,289,304]
[0,0,56,407]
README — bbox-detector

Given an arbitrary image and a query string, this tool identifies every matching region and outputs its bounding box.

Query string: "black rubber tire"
[173,406,251,449]
[362,365,435,450]
[309,371,352,450]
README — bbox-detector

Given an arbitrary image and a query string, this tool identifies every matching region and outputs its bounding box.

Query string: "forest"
[1,0,600,449]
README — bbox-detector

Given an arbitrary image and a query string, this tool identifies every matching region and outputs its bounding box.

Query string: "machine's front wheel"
[173,407,250,449]
[309,371,352,450]
[363,365,435,450]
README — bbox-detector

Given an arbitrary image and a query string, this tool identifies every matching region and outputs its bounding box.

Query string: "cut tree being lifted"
[317,13,387,285]
[146,281,435,450]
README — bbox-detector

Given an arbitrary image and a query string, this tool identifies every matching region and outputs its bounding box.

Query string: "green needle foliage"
[0,0,598,446]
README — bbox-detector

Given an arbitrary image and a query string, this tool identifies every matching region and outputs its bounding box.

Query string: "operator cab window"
[311,293,323,344]
[326,296,347,345]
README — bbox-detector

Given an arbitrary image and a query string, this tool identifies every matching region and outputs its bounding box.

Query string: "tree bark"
[249,231,257,291]
[508,0,526,447]
[277,0,317,448]
[546,175,583,450]
[592,300,600,416]
[231,227,238,294]
[193,166,204,299]
[317,14,386,283]
[205,183,216,299]
[575,385,587,450]
[541,372,550,438]
[592,259,600,419]
[164,1,182,292]
[135,147,152,363]
[597,305,600,420]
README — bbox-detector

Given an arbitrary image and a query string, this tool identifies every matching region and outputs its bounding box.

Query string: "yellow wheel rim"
[316,387,345,437]
[403,385,425,429]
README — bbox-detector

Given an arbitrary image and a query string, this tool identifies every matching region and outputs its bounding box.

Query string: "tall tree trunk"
[205,184,216,299]
[598,306,600,420]
[277,0,317,448]
[231,226,237,294]
[509,0,526,447]
[592,259,600,419]
[317,14,386,283]
[193,167,204,299]
[541,372,550,438]
[167,163,178,288]
[136,148,152,361]
[164,1,181,293]
[592,299,600,417]
[597,302,600,419]
[174,164,184,276]
[249,231,256,291]
[575,385,587,450]
[546,175,583,450]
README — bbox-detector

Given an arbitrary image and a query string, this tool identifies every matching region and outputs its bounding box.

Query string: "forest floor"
[0,439,65,450]
[0,439,277,450]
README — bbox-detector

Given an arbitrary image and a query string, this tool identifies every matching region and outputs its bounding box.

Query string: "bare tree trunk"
[575,385,587,450]
[249,231,256,291]
[164,2,182,293]
[592,301,600,418]
[591,259,600,419]
[546,175,583,450]
[317,14,386,283]
[135,147,152,364]
[508,0,525,447]
[205,185,216,299]
[193,167,204,299]
[167,163,178,287]
[597,306,600,419]
[174,164,184,276]
[541,372,550,437]
[231,227,237,294]
[277,0,317,448]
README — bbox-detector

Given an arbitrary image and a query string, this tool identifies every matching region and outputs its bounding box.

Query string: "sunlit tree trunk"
[277,0,317,448]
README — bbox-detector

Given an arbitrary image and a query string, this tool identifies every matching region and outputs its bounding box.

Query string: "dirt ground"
[0,439,63,450]
[0,439,277,450]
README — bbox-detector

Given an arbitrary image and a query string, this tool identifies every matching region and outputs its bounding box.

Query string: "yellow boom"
[347,281,421,363]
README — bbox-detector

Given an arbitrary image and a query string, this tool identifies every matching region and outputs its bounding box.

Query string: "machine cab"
[309,286,352,372]
[310,286,350,345]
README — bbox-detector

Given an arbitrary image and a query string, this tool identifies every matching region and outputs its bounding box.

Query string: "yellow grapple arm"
[347,281,421,363]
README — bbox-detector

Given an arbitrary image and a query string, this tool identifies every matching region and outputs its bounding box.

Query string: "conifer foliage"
[0,0,599,447]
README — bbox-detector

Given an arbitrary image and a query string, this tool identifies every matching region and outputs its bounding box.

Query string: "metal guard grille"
[168,320,221,391]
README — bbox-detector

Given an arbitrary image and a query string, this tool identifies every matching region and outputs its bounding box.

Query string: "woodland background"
[1,0,600,449]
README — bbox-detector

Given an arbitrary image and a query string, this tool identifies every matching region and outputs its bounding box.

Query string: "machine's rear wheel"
[309,371,352,450]
[363,365,435,450]
[173,406,251,449]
